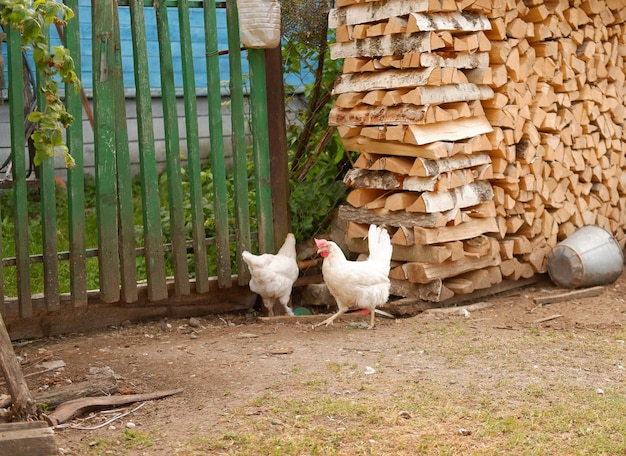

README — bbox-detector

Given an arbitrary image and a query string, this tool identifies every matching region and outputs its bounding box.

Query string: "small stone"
[126,422,136,429]
[189,318,202,328]
[271,418,284,426]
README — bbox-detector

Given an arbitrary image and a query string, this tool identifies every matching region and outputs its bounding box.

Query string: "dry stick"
[532,314,563,324]
[532,286,605,306]
[67,402,147,431]
[530,286,605,313]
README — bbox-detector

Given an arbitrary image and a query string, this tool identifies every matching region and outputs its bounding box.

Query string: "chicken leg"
[312,309,347,328]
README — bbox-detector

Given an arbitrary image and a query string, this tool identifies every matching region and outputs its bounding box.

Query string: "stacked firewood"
[484,0,626,282]
[328,0,626,302]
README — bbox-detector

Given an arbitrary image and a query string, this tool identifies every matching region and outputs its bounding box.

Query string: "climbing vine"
[0,0,80,168]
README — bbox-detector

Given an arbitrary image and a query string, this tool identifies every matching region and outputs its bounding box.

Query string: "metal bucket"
[547,225,624,289]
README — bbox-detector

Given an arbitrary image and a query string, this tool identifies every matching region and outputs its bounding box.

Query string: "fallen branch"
[532,286,604,306]
[43,389,183,427]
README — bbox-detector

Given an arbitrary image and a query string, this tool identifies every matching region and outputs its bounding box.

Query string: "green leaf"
[27,111,44,122]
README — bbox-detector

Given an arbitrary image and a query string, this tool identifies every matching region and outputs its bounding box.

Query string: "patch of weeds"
[121,428,155,448]
[523,382,546,399]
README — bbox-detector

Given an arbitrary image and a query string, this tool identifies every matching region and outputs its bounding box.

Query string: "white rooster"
[313,224,392,329]
[242,233,299,317]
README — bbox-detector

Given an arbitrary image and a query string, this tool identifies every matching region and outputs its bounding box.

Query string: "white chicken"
[313,224,392,329]
[242,233,299,317]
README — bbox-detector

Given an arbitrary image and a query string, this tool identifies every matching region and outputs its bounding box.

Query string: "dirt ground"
[4,273,626,455]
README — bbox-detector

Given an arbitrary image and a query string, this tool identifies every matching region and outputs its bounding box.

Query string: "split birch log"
[328,0,458,29]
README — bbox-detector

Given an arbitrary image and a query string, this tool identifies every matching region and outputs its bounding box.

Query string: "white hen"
[313,224,392,329]
[242,233,299,316]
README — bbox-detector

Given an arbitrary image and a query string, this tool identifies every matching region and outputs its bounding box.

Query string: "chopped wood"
[338,204,446,229]
[405,116,493,145]
[532,286,605,306]
[410,152,491,177]
[328,0,458,29]
[389,278,454,302]
[406,11,491,32]
[326,0,626,306]
[332,67,443,94]
[402,251,499,284]
[407,181,494,213]
[413,217,500,244]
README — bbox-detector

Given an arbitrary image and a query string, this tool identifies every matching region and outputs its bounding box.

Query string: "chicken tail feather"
[367,224,392,273]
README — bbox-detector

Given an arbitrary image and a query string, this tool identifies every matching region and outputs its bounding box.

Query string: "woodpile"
[327,0,626,302]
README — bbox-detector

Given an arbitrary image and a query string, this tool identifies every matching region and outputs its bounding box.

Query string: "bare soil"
[4,274,626,455]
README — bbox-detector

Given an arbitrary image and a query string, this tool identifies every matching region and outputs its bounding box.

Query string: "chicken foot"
[312,309,347,329]
[312,308,377,329]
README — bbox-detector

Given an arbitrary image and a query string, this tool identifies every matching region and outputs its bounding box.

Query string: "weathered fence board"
[179,0,210,294]
[128,0,169,302]
[204,0,233,288]
[1,0,285,332]
[7,26,32,317]
[63,0,88,308]
[225,0,252,286]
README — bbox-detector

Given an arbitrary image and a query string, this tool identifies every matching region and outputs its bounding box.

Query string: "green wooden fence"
[1,0,284,322]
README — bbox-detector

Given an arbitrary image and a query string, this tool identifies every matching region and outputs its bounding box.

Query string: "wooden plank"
[92,0,121,303]
[179,0,210,293]
[204,0,233,286]
[156,0,191,295]
[37,65,60,309]
[112,6,139,303]
[0,422,57,456]
[226,0,252,285]
[63,0,88,307]
[128,0,169,301]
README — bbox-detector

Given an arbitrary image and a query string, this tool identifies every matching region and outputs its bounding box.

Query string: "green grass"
[181,376,626,456]
[167,324,626,456]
